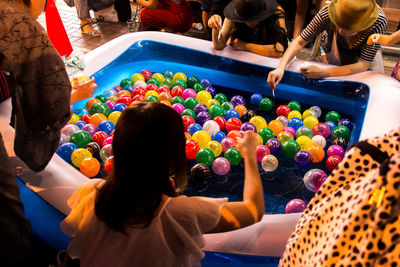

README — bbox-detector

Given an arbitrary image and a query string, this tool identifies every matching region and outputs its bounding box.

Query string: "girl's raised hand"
[237,131,258,158]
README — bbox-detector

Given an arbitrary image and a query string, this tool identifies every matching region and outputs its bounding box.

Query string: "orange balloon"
[160,100,171,106]
[159,92,172,102]
[227,130,242,143]
[306,145,325,163]
[86,98,100,111]
[234,104,247,117]
[268,120,284,136]
[117,90,131,98]
[89,113,107,127]
[184,132,191,141]
[80,157,100,178]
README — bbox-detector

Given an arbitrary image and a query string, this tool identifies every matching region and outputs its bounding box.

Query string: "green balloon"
[282,140,301,159]
[70,130,92,148]
[325,111,341,124]
[258,127,274,143]
[147,78,159,86]
[214,93,228,104]
[295,126,313,139]
[193,82,205,93]
[90,102,111,117]
[221,102,234,111]
[187,76,200,88]
[145,95,159,102]
[288,101,301,112]
[164,70,175,79]
[95,95,107,103]
[224,148,242,165]
[209,104,225,119]
[183,97,199,109]
[171,96,184,105]
[173,79,187,89]
[259,98,273,111]
[196,148,215,166]
[120,79,133,88]
[160,78,173,88]
[181,109,196,120]
[331,125,351,141]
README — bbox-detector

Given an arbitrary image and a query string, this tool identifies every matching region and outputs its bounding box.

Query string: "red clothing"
[140,0,193,33]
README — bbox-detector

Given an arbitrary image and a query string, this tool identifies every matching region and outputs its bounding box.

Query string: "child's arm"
[207,131,265,233]
[209,16,234,50]
[367,30,400,46]
[70,77,97,104]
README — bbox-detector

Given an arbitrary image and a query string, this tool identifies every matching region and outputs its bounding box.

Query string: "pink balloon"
[212,157,231,175]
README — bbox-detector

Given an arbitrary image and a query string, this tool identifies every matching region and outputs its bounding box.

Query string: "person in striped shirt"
[267,0,387,90]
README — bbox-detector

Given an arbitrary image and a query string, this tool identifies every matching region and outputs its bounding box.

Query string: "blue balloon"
[112,103,127,112]
[211,131,226,143]
[123,85,133,92]
[225,109,240,120]
[57,142,78,164]
[250,93,263,106]
[287,117,303,131]
[325,121,337,134]
[74,120,87,129]
[97,120,115,135]
[187,123,203,135]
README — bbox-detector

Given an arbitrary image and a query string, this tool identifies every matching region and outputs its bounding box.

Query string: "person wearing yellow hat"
[208,0,288,58]
[267,0,387,90]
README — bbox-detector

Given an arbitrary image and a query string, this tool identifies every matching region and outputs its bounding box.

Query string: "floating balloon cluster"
[57,70,354,213]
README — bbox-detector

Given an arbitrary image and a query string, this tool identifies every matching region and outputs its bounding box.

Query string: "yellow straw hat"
[328,0,379,32]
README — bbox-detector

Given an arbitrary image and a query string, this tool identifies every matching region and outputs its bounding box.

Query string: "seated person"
[267,0,387,90]
[138,0,193,33]
[208,0,288,58]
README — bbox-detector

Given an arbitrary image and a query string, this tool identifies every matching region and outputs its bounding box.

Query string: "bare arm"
[368,30,400,46]
[267,35,308,89]
[300,60,371,79]
[70,77,97,104]
[233,41,284,58]
[209,16,234,50]
[138,0,158,9]
[208,131,264,233]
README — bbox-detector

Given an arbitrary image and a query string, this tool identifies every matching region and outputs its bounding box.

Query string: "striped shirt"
[0,71,10,102]
[300,5,387,63]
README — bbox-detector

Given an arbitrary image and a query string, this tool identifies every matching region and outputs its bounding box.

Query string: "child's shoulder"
[167,195,228,216]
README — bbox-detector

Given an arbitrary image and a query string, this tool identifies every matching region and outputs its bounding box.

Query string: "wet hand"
[300,65,327,79]
[267,68,284,90]
[237,131,258,158]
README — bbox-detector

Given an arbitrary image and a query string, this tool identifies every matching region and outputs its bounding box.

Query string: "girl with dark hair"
[209,0,288,57]
[61,102,264,267]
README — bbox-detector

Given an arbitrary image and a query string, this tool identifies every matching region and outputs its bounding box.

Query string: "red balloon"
[326,155,342,172]
[140,69,152,81]
[80,114,91,124]
[132,94,145,102]
[92,131,109,147]
[117,96,132,106]
[131,87,146,97]
[213,116,226,130]
[182,115,195,131]
[156,86,170,94]
[185,140,200,159]
[146,83,158,92]
[226,117,242,132]
[171,86,184,97]
[276,105,291,117]
[104,156,113,174]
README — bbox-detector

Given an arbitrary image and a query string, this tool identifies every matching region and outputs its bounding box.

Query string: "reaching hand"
[267,68,284,90]
[367,34,381,45]
[208,15,222,29]
[230,38,246,51]
[367,33,392,46]
[70,77,97,104]
[300,65,328,79]
[237,131,258,159]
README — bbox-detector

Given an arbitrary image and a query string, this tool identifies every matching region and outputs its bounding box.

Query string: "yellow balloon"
[303,116,319,129]
[288,110,302,120]
[152,73,164,83]
[107,96,118,102]
[145,90,159,99]
[191,130,211,148]
[196,91,212,105]
[296,136,313,150]
[206,99,220,108]
[302,109,313,119]
[68,114,79,124]
[256,134,263,145]
[131,73,145,83]
[108,111,121,125]
[249,116,267,132]
[71,148,92,168]
[173,72,187,82]
[208,141,222,157]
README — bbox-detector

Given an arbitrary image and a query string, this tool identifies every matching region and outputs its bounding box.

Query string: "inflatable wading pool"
[1,32,400,266]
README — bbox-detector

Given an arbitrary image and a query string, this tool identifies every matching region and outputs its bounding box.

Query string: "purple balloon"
[295,150,313,168]
[113,86,123,92]
[338,118,353,131]
[205,86,216,97]
[81,124,97,136]
[303,169,328,192]
[240,122,257,132]
[327,145,345,158]
[193,104,208,114]
[230,95,246,107]
[266,138,282,155]
[212,157,231,175]
[201,78,212,88]
[172,103,185,115]
[105,100,116,111]
[286,199,307,213]
[196,111,211,125]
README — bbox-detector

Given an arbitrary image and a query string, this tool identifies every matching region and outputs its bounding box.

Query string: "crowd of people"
[0,0,400,266]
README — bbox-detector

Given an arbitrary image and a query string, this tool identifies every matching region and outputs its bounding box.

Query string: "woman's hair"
[95,102,187,233]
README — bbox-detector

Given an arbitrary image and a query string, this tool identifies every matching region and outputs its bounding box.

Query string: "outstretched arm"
[300,60,371,79]
[208,131,264,233]
[231,39,285,58]
[368,30,400,46]
[70,77,97,104]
